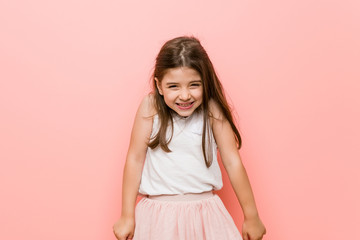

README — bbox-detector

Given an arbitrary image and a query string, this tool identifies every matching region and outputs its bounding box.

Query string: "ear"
[155,77,163,95]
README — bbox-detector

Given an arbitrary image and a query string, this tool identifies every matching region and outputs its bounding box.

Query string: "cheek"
[195,88,203,98]
[163,92,176,102]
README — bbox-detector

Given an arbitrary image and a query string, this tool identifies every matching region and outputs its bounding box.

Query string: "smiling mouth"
[176,102,194,109]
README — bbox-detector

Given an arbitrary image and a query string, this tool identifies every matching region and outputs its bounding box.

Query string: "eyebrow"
[165,80,202,85]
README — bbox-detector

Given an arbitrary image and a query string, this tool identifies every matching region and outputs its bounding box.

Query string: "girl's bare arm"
[113,94,155,239]
[210,99,266,240]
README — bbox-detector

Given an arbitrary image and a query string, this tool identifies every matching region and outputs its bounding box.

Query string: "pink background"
[1,0,359,239]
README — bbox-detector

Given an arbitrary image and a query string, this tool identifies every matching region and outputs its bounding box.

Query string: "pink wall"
[1,0,359,239]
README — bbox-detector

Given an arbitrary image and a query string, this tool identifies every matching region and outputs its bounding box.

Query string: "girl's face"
[156,67,203,118]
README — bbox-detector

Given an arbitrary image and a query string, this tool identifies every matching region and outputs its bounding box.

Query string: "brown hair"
[148,36,242,167]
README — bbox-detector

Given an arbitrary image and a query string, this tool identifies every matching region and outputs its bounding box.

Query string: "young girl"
[113,36,266,240]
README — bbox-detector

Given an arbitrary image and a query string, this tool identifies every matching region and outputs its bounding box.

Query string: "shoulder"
[137,93,157,119]
[128,93,157,152]
[208,99,239,162]
[208,98,225,125]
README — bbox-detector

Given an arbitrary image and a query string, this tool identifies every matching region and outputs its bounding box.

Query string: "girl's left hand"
[241,215,266,240]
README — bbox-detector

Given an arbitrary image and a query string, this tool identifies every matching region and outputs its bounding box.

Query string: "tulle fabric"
[133,194,242,240]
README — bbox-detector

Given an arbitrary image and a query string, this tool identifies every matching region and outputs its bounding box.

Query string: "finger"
[119,234,128,240]
[112,231,119,240]
[242,232,249,240]
[113,229,119,239]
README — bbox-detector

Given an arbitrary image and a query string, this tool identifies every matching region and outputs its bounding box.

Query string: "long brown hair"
[148,36,242,167]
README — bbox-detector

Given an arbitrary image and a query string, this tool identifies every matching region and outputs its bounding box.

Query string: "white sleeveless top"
[138,110,223,195]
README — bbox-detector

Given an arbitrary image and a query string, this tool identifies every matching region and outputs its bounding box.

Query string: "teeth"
[179,102,192,106]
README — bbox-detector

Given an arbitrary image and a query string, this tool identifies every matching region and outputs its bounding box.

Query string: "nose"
[179,88,191,101]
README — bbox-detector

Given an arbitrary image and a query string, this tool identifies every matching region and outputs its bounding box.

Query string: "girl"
[113,36,266,240]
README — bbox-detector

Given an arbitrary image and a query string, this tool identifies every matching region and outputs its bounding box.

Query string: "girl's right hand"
[113,216,135,240]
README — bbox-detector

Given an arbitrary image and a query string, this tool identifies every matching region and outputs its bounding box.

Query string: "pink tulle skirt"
[133,192,242,240]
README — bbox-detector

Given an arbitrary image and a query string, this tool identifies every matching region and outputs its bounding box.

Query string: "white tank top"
[138,110,223,195]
